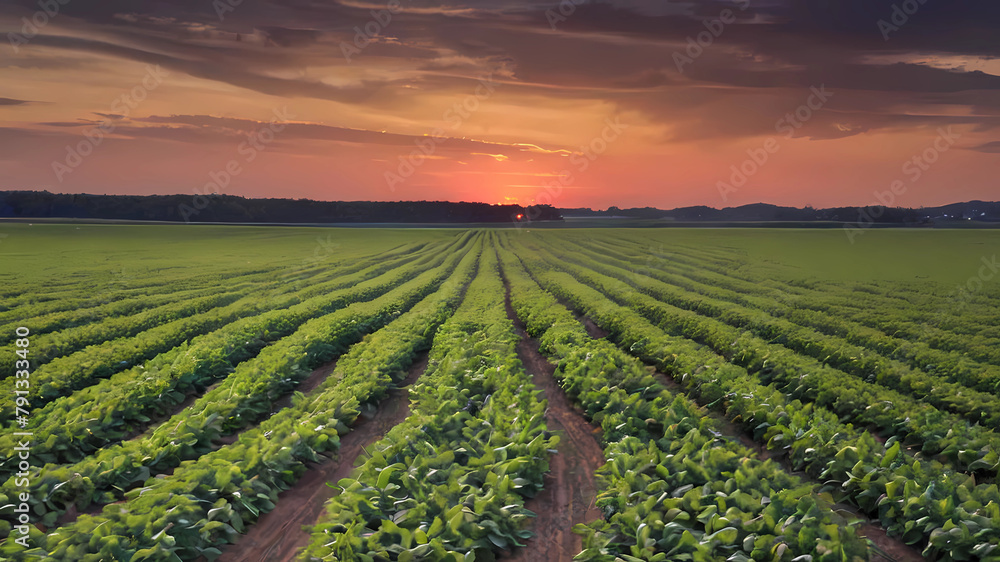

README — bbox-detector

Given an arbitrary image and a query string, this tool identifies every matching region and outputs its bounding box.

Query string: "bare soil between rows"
[861,523,926,562]
[216,353,429,562]
[577,314,607,340]
[502,285,606,562]
[575,313,925,562]
[55,357,351,530]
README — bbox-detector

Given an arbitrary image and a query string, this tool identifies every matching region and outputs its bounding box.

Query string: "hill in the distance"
[560,201,1000,224]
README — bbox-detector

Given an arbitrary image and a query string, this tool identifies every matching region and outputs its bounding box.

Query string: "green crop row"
[0,239,428,347]
[0,236,475,533]
[0,263,285,327]
[0,236,458,476]
[495,238,868,562]
[0,292,258,416]
[0,292,252,377]
[508,238,1000,561]
[0,240,444,419]
[559,236,1000,426]
[593,235,1000,371]
[529,236,1000,478]
[0,287,226,349]
[619,236,990,318]
[586,235,1000,392]
[0,232,430,341]
[1,236,484,561]
[299,239,553,561]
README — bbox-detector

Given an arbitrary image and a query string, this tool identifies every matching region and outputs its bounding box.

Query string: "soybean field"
[2,223,999,562]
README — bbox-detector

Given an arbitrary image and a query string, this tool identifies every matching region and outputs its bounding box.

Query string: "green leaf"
[377,465,399,490]
[707,527,739,545]
[449,511,464,533]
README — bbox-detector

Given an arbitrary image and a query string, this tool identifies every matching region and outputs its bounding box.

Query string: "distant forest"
[1,191,998,225]
[0,192,561,223]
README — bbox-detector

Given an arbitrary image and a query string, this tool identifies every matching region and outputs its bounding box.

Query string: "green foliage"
[4,225,1000,562]
[0,235,477,543]
[506,231,1000,562]
[2,235,480,560]
[0,238,448,477]
[494,239,867,562]
[300,240,555,561]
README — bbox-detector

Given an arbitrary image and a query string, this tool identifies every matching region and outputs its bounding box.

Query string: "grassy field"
[0,223,453,297]
[4,223,997,286]
[2,224,999,562]
[546,228,1000,285]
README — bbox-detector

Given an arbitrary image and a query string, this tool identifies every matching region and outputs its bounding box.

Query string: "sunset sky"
[0,0,997,209]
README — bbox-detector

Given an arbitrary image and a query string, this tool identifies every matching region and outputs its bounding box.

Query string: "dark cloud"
[970,141,1000,153]
[2,0,998,144]
[0,97,32,105]
[256,26,323,48]
[552,1,1000,57]
[22,34,406,105]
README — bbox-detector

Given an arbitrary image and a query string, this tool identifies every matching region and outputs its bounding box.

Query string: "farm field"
[1,224,999,562]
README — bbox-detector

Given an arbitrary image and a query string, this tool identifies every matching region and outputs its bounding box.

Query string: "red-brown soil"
[578,315,608,339]
[860,523,926,562]
[503,287,607,562]
[217,354,428,562]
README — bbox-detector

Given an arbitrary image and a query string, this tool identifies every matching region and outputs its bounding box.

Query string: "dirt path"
[502,286,606,562]
[861,523,926,562]
[577,314,607,339]
[217,354,428,562]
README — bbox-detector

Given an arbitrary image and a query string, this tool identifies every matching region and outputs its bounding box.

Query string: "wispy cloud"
[0,97,33,106]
